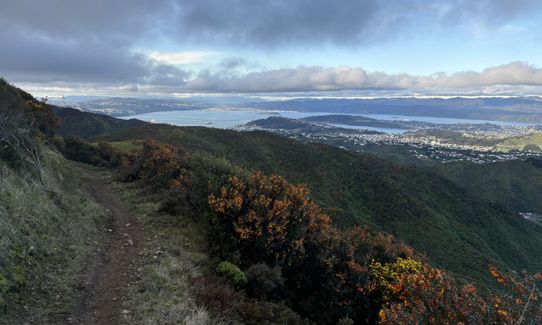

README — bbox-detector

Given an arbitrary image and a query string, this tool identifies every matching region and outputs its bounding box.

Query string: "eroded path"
[69,167,144,325]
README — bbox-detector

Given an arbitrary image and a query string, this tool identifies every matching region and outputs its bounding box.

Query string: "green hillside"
[437,159,542,214]
[97,123,542,285]
[497,132,542,152]
[54,106,145,138]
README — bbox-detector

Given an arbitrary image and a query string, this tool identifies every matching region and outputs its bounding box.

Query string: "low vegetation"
[0,150,109,323]
[96,124,542,288]
[63,133,542,323]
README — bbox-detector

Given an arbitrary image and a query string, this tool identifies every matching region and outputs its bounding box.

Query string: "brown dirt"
[68,169,144,325]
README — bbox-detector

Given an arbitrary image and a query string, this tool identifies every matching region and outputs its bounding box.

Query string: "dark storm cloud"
[0,24,188,85]
[0,0,184,86]
[171,0,542,47]
[0,1,187,87]
[0,0,172,41]
[2,0,539,50]
[173,0,381,46]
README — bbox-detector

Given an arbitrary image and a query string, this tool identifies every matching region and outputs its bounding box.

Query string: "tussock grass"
[0,150,108,324]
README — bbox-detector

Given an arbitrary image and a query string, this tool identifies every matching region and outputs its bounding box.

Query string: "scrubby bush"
[216,261,247,288]
[245,263,285,301]
[193,275,305,324]
[56,136,134,170]
[208,171,337,267]
[0,80,59,182]
[378,265,542,324]
[208,172,416,323]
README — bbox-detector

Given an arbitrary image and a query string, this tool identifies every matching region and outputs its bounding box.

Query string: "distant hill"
[251,97,542,123]
[53,106,145,138]
[247,116,383,134]
[248,116,312,129]
[497,132,542,152]
[97,123,542,286]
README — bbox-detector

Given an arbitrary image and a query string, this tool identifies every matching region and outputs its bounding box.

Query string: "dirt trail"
[69,168,144,325]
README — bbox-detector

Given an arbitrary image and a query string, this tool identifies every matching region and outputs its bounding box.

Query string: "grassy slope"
[97,124,542,285]
[54,106,145,138]
[0,150,108,324]
[497,133,542,151]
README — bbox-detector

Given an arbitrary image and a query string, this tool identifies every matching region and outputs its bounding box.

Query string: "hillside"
[97,123,542,285]
[251,97,542,123]
[54,106,145,138]
[435,159,542,214]
[243,116,542,215]
[3,79,542,323]
[497,132,542,152]
[0,80,109,322]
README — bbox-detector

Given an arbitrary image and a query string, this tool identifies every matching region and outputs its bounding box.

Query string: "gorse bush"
[370,258,422,302]
[208,172,337,267]
[379,265,542,325]
[208,172,416,323]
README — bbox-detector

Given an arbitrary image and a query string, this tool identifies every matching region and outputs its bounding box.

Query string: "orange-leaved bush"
[208,171,336,266]
[208,171,419,323]
[133,139,191,190]
[379,265,542,325]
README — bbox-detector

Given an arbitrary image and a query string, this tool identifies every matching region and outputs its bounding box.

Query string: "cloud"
[220,57,249,70]
[0,0,172,42]
[170,0,542,47]
[14,62,542,96]
[147,51,221,65]
[172,0,381,47]
[1,1,540,49]
[1,0,542,95]
[0,22,188,86]
[183,62,542,93]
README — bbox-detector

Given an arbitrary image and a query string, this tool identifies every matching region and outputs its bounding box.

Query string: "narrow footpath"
[69,168,144,325]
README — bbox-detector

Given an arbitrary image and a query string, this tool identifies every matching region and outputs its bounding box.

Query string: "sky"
[1,0,542,97]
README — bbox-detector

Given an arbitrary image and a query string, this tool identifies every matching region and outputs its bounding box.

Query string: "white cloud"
[146,51,221,65]
[182,61,542,93]
[11,62,542,97]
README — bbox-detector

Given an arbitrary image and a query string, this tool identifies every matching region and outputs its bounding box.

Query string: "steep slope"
[0,150,112,323]
[0,79,108,322]
[98,123,542,285]
[54,106,145,138]
[436,159,542,214]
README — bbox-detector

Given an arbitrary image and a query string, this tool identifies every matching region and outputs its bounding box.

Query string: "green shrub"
[216,261,247,287]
